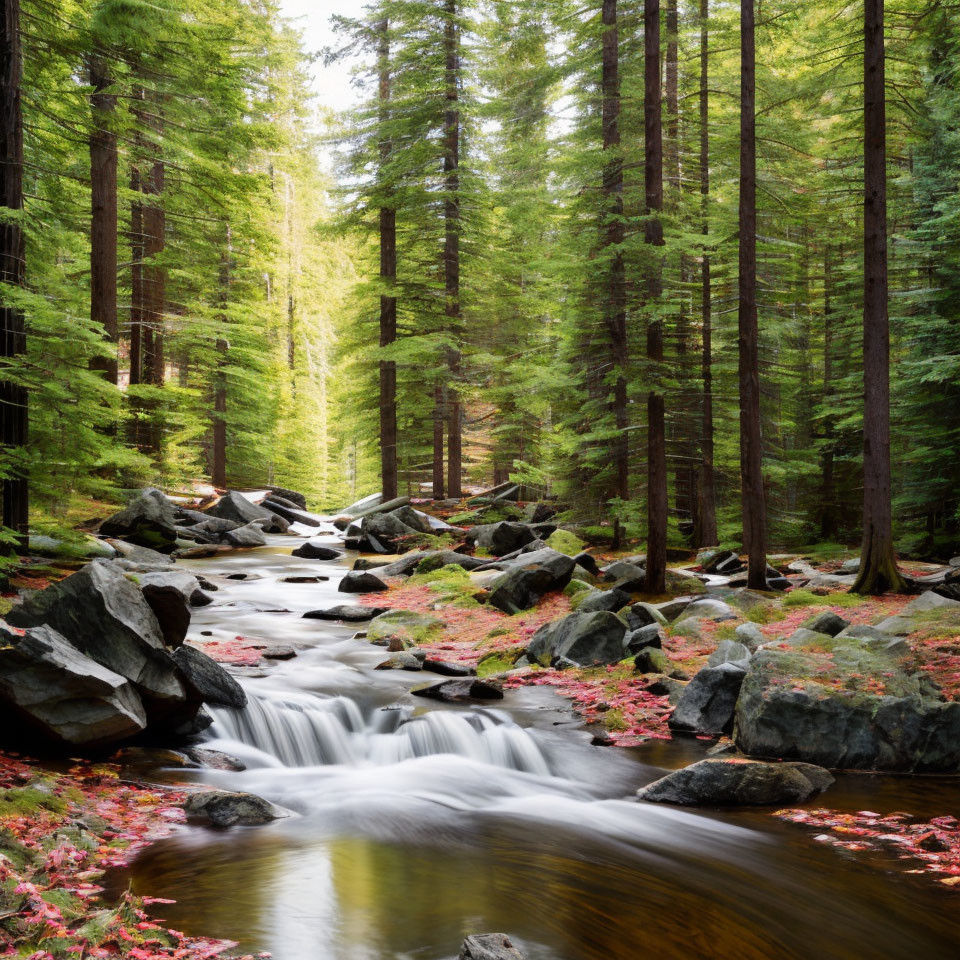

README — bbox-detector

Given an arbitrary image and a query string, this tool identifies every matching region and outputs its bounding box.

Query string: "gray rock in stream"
[637,758,834,807]
[303,604,390,622]
[206,491,289,534]
[339,571,390,593]
[292,541,342,560]
[459,934,527,960]
[183,789,282,827]
[137,570,208,647]
[173,645,247,709]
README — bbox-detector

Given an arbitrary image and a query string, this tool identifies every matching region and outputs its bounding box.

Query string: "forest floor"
[3,497,960,958]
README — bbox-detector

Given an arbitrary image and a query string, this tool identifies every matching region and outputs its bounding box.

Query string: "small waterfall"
[207,694,551,775]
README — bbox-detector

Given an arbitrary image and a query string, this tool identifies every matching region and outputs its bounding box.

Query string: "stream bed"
[110,523,960,960]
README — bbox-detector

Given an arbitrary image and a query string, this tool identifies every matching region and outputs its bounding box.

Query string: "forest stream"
[102,520,960,960]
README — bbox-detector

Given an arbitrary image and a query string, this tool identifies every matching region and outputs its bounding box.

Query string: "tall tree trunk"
[127,162,144,449]
[820,243,836,539]
[738,0,767,589]
[142,157,164,389]
[286,178,295,377]
[444,0,462,499]
[378,19,398,502]
[696,0,718,546]
[0,0,26,545]
[433,384,445,499]
[645,0,667,594]
[212,226,230,489]
[853,0,906,594]
[88,56,118,386]
[665,0,680,194]
[602,0,628,547]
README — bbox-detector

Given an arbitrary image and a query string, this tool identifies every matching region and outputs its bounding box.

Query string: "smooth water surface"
[113,521,960,960]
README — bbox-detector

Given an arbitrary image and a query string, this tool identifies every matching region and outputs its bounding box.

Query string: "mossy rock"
[477,648,525,678]
[367,610,444,647]
[563,579,593,599]
[545,528,586,557]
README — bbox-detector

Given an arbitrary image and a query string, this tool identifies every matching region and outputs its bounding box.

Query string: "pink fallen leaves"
[776,807,960,888]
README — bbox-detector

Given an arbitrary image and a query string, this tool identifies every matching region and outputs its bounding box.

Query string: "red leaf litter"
[194,636,266,667]
[0,753,269,959]
[776,808,960,887]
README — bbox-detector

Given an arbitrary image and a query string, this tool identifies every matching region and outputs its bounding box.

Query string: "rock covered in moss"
[734,638,960,771]
[544,528,585,556]
[366,610,443,647]
[99,488,179,549]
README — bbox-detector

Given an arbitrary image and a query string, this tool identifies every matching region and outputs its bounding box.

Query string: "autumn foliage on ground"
[0,754,265,960]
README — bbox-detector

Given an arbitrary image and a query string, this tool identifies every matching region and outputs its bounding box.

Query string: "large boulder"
[625,623,665,653]
[0,621,147,746]
[460,934,527,960]
[6,561,186,711]
[467,521,536,557]
[487,548,576,614]
[361,512,421,552]
[734,640,960,771]
[173,645,247,709]
[206,491,289,534]
[805,611,850,637]
[99,488,178,550]
[669,662,747,736]
[527,611,627,667]
[137,571,206,647]
[388,505,434,534]
[637,758,834,806]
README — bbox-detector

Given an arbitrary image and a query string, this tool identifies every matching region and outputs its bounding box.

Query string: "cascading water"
[207,692,552,776]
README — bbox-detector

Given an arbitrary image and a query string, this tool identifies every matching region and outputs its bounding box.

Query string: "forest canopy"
[1,0,959,583]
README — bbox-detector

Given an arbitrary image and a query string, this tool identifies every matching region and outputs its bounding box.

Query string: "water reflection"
[116,525,960,960]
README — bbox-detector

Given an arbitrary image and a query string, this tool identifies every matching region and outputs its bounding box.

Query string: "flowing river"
[112,519,960,959]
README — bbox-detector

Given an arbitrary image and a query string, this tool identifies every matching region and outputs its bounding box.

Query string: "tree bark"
[212,226,230,489]
[738,0,767,589]
[602,0,628,547]
[0,0,26,545]
[378,19,398,502]
[665,0,680,194]
[696,0,718,547]
[88,56,118,386]
[444,0,462,499]
[853,0,906,594]
[142,156,164,390]
[433,384,445,500]
[820,243,836,539]
[645,0,667,594]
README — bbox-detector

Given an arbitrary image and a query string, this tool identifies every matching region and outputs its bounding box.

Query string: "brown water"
[113,526,960,960]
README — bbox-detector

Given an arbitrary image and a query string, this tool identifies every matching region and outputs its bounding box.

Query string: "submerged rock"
[459,934,527,960]
[292,541,342,560]
[303,604,390,622]
[0,621,147,746]
[637,758,833,806]
[183,789,281,827]
[412,678,504,702]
